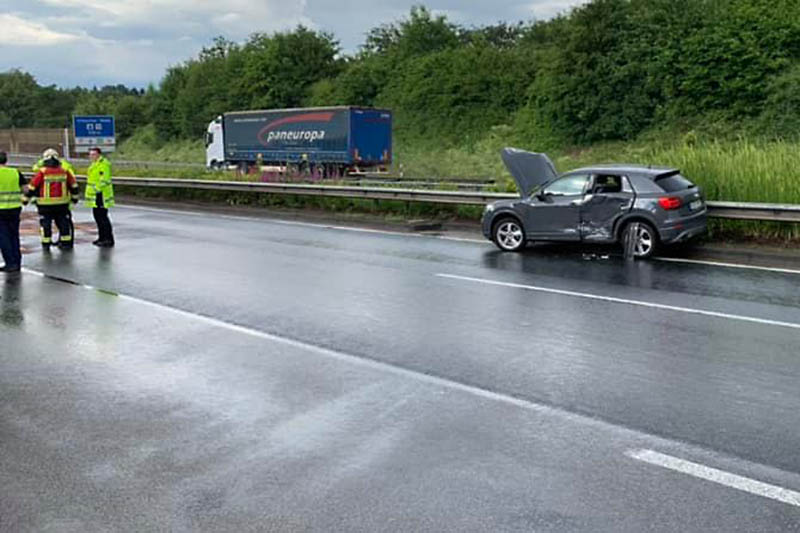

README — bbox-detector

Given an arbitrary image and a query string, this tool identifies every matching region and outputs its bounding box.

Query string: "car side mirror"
[535,191,547,201]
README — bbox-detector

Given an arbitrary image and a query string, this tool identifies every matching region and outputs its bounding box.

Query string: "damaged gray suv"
[482,148,708,258]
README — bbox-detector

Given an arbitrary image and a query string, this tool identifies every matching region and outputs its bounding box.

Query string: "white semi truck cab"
[204,116,224,169]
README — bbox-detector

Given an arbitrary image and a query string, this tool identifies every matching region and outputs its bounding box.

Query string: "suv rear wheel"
[623,221,658,259]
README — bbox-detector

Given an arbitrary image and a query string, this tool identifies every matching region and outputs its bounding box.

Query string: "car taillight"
[658,197,682,210]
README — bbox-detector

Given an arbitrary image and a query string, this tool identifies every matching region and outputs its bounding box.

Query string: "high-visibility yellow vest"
[0,166,22,210]
[85,156,114,208]
[33,158,75,174]
[37,169,71,206]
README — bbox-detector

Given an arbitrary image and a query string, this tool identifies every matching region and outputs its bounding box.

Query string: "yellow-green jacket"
[0,166,23,210]
[33,158,75,175]
[85,156,114,208]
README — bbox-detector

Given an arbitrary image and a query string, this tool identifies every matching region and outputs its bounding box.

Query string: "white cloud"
[524,0,586,18]
[36,0,310,35]
[0,14,79,46]
[1,0,589,87]
[2,0,311,86]
[215,12,243,24]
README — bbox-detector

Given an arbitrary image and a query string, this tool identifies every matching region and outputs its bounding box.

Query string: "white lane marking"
[627,449,800,507]
[16,266,579,422]
[117,204,487,243]
[655,256,800,276]
[436,273,800,330]
[270,219,487,243]
[20,266,800,500]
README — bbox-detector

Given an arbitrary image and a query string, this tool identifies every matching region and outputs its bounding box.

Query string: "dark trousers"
[93,208,114,243]
[38,204,73,245]
[0,208,21,268]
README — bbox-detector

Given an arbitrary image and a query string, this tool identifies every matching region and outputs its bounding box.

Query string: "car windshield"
[541,174,589,196]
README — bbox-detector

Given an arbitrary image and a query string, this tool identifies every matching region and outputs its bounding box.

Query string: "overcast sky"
[0,0,588,89]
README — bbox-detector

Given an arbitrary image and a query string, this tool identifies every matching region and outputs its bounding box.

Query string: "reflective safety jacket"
[32,158,75,175]
[26,167,79,206]
[85,156,114,208]
[0,166,23,210]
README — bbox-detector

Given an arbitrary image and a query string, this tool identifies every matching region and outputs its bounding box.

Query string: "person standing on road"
[85,147,114,247]
[0,152,26,272]
[34,148,77,243]
[32,148,75,175]
[24,153,80,249]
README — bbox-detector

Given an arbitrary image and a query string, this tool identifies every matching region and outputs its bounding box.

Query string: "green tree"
[379,42,536,142]
[237,26,341,110]
[0,70,39,128]
[151,65,188,139]
[363,5,460,59]
[758,63,800,138]
[73,87,149,139]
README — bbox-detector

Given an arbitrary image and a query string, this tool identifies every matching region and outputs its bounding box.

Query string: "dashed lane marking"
[627,449,800,508]
[437,273,800,330]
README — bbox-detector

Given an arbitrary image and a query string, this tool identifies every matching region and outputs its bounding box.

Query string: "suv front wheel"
[492,217,526,252]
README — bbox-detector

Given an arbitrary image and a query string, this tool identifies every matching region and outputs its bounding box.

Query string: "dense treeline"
[0,69,147,137]
[2,0,800,149]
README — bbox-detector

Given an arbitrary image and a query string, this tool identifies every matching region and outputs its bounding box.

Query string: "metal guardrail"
[10,153,498,185]
[10,153,206,169]
[106,176,513,205]
[21,174,800,223]
[705,201,800,223]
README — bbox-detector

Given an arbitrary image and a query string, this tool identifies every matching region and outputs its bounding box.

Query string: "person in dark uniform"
[0,151,26,272]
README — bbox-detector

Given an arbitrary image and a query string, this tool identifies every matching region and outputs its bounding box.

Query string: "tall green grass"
[115,126,800,204]
[110,128,800,240]
[397,136,800,204]
[115,125,205,163]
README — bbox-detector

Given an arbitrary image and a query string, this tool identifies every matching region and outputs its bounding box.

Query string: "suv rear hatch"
[654,171,705,216]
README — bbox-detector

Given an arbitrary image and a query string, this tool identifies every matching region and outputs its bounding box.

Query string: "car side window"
[591,174,624,194]
[621,176,633,193]
[542,174,590,196]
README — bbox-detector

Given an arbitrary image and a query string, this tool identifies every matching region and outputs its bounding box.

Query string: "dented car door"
[579,174,635,242]
[519,173,589,241]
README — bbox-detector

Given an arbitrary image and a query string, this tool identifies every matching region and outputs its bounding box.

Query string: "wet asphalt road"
[2,204,800,531]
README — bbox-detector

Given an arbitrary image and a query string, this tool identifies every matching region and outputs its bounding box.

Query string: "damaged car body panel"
[579,173,636,242]
[483,149,708,258]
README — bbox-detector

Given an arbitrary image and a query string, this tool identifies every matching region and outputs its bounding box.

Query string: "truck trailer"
[205,106,392,175]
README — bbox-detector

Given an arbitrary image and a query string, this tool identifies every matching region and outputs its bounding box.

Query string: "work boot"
[94,240,114,248]
[58,242,74,250]
[0,265,21,273]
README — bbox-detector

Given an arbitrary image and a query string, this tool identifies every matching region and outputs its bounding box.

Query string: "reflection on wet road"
[2,205,800,531]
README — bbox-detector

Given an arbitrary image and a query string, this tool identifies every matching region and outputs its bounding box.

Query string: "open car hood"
[501,148,558,198]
